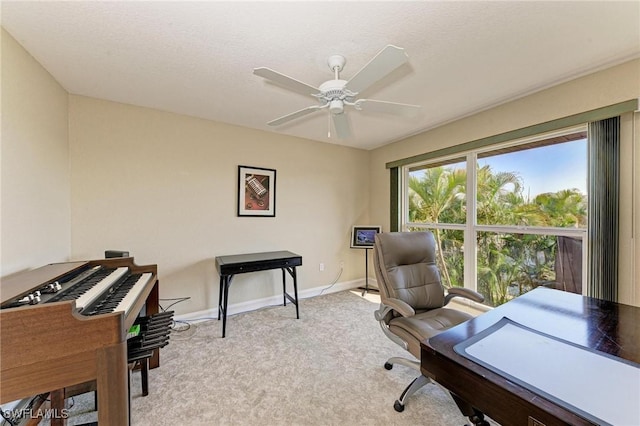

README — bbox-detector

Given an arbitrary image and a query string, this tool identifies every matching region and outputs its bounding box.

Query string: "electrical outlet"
[319,263,325,272]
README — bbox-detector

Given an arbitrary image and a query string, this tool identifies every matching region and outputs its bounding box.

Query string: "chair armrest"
[373,303,411,351]
[444,287,485,305]
[382,297,416,317]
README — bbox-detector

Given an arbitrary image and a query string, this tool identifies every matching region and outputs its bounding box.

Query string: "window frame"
[400,126,588,299]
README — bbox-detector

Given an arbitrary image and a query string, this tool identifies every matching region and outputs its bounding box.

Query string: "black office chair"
[373,231,490,425]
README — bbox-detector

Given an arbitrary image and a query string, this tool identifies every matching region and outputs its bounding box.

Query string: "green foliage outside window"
[408,164,586,306]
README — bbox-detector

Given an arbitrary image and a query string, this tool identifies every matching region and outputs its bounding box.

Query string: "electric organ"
[0,257,159,425]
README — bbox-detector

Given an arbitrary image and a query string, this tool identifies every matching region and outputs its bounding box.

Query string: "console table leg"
[282,269,287,306]
[217,276,224,320]
[292,267,299,319]
[221,276,231,338]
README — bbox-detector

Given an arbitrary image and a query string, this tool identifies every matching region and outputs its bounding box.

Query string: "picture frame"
[350,226,382,248]
[237,165,276,217]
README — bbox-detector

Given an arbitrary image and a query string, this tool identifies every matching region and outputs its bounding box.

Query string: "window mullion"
[475,224,586,238]
[401,167,409,231]
[465,152,477,292]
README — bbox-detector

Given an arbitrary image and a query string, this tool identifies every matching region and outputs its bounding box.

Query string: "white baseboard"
[174,277,378,323]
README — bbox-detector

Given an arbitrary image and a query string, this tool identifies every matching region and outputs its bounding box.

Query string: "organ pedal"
[127,311,174,397]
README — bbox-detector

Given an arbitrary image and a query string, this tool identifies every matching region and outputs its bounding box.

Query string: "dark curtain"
[587,116,620,302]
[555,236,582,294]
[390,167,400,232]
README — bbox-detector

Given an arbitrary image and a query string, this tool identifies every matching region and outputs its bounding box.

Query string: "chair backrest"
[373,231,445,310]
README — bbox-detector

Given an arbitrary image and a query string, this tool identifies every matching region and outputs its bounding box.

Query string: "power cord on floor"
[159,297,190,312]
[319,265,344,295]
[159,297,192,332]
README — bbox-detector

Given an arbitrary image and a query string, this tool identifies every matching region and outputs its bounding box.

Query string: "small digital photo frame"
[350,226,382,248]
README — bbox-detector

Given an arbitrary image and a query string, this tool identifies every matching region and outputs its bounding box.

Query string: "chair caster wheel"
[467,414,490,426]
[393,400,404,412]
[384,362,393,370]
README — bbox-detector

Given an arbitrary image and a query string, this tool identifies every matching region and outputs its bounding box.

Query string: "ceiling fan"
[253,45,421,139]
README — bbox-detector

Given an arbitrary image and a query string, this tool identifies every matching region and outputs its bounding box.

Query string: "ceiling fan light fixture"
[329,99,344,114]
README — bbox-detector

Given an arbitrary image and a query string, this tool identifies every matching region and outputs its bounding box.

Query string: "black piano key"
[83,273,143,316]
[47,268,116,303]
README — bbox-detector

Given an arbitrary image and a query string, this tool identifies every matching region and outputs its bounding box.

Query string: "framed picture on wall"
[350,226,381,248]
[237,165,276,217]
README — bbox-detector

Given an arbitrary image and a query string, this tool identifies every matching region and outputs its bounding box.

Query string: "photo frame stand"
[350,225,381,296]
[358,248,378,296]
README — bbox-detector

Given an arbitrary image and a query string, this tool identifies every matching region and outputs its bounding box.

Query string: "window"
[403,129,587,306]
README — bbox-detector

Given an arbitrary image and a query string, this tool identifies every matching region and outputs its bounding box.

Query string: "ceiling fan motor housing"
[318,80,354,114]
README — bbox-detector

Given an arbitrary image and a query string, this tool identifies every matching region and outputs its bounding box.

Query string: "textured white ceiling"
[2,1,639,150]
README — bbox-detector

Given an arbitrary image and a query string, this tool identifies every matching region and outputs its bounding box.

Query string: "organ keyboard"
[0,257,159,425]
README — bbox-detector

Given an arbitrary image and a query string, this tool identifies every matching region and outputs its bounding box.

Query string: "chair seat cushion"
[389,308,473,359]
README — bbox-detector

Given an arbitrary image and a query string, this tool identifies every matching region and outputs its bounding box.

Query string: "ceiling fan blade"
[344,45,409,94]
[254,67,320,97]
[354,99,421,118]
[332,113,351,139]
[267,105,323,126]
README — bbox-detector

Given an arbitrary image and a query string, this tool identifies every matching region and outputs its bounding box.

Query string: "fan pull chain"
[327,112,331,138]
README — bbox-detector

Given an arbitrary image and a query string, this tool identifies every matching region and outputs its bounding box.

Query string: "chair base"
[384,356,431,412]
[393,374,430,412]
[451,392,491,426]
[465,415,490,426]
[384,357,490,425]
[386,356,420,371]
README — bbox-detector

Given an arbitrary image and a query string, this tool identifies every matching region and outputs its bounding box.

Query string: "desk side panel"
[422,340,598,425]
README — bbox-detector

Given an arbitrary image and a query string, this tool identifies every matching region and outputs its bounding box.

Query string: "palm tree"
[476,165,524,225]
[477,246,522,305]
[408,167,465,287]
[533,189,587,227]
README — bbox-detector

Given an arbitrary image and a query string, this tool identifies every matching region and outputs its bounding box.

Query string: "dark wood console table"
[215,250,302,337]
[421,287,640,426]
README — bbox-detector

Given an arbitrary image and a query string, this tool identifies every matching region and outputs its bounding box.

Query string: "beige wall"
[619,111,639,306]
[370,59,640,306]
[1,30,70,276]
[68,96,370,315]
[635,111,640,306]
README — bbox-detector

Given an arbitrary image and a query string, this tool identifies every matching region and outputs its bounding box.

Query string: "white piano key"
[75,267,128,311]
[113,272,152,317]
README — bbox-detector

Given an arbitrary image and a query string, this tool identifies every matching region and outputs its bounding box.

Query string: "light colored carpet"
[61,290,475,425]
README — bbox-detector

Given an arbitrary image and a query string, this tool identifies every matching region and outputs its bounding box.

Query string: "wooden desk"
[421,287,640,426]
[215,251,302,337]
